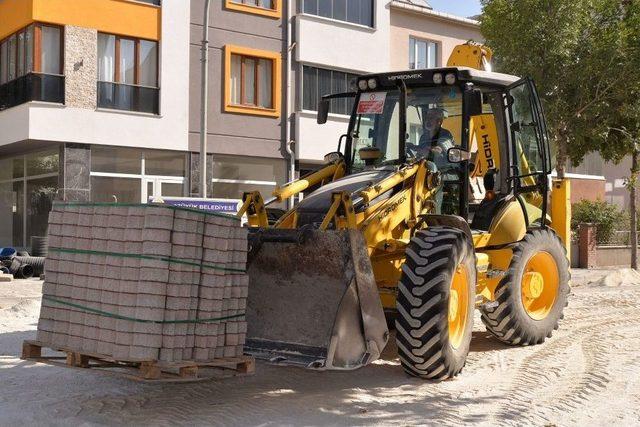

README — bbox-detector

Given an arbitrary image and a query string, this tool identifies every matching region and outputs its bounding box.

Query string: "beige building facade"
[389,1,482,72]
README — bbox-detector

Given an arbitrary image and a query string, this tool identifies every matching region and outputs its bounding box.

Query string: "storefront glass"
[90,146,186,203]
[91,176,141,203]
[91,146,142,174]
[0,149,58,247]
[145,150,186,177]
[26,151,58,176]
[0,157,24,180]
[26,176,57,242]
[212,155,286,208]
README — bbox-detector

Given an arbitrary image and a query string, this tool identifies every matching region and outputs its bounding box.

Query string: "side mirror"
[448,147,471,163]
[317,99,330,124]
[463,88,483,117]
[323,152,343,164]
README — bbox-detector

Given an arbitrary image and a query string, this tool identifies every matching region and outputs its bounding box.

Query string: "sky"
[427,0,482,18]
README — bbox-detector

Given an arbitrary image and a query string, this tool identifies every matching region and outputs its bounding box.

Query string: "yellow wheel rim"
[521,251,559,320]
[448,265,469,349]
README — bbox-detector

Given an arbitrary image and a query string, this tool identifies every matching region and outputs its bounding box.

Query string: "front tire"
[396,226,476,380]
[481,228,570,345]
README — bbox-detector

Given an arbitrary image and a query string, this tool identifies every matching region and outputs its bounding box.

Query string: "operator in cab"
[417,107,455,168]
[415,107,457,214]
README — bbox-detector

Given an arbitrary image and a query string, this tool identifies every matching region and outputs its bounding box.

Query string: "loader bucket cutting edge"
[245,229,389,370]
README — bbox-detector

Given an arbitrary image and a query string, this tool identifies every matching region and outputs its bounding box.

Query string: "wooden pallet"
[21,340,255,383]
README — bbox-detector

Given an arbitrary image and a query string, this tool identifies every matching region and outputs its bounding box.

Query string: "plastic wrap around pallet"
[35,202,248,363]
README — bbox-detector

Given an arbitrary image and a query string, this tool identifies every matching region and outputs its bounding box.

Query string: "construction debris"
[35,202,249,365]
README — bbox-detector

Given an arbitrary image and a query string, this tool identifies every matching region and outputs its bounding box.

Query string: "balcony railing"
[0,73,65,111]
[97,81,159,115]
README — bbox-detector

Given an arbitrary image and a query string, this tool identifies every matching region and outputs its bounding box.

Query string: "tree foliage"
[480,0,637,174]
[571,199,627,243]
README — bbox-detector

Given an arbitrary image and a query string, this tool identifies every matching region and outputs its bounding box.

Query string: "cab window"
[509,81,545,186]
[507,79,548,224]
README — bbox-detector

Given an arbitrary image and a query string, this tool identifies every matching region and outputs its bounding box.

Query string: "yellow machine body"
[469,114,501,178]
[238,42,572,370]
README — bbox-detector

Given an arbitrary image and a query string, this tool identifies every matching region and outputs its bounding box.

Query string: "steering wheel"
[405,143,420,159]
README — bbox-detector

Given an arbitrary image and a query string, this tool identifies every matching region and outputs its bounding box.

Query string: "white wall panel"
[296,112,349,162]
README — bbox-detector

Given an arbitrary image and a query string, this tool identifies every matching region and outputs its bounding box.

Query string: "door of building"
[142,178,184,203]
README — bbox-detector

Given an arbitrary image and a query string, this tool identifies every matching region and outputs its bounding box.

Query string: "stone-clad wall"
[64,26,98,110]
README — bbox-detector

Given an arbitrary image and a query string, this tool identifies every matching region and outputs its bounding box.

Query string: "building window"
[0,149,59,248]
[90,147,186,203]
[0,24,64,111]
[97,33,159,114]
[301,0,373,27]
[212,154,286,208]
[409,37,438,70]
[302,65,357,115]
[224,45,281,117]
[226,0,281,18]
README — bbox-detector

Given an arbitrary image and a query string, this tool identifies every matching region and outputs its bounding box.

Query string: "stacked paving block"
[36,202,248,364]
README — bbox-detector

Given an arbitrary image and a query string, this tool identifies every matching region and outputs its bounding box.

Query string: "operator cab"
[317,66,553,233]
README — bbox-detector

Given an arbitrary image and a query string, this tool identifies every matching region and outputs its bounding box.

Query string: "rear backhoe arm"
[447,41,494,71]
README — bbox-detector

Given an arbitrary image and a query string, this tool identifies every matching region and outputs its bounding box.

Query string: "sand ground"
[1,269,639,426]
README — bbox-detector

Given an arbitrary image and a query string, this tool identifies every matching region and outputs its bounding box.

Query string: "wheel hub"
[521,251,560,320]
[522,271,544,299]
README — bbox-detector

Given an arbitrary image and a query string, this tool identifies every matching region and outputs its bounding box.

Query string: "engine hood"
[295,168,396,225]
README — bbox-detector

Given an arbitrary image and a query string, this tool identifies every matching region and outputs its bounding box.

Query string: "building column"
[64,25,98,109]
[189,152,213,198]
[58,143,91,202]
[578,223,597,269]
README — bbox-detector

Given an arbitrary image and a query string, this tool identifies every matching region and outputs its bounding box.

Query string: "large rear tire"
[396,226,476,380]
[481,228,570,345]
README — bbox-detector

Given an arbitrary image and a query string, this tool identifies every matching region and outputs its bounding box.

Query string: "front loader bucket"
[245,229,388,370]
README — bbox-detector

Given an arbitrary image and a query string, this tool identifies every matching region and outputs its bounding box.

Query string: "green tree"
[480,0,630,177]
[571,2,640,267]
[481,0,640,267]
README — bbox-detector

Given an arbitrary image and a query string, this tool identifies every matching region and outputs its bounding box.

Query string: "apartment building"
[0,0,489,248]
[189,0,287,206]
[0,0,192,247]
[0,0,291,248]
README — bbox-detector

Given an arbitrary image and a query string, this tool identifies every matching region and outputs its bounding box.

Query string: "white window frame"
[409,37,439,70]
[90,151,186,203]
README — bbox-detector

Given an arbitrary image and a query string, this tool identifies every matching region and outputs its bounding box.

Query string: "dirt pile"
[588,268,640,287]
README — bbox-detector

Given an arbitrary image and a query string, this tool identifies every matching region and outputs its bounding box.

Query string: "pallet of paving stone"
[21,340,255,382]
[35,202,249,368]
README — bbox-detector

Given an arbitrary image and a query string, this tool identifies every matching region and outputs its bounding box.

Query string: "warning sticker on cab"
[357,92,387,114]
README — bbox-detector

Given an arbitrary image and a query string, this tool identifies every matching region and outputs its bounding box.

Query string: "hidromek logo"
[482,134,495,169]
[387,73,423,80]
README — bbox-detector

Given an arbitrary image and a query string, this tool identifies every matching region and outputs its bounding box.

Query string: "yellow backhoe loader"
[237,42,571,380]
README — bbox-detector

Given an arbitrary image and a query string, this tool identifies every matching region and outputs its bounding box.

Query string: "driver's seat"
[470,171,505,231]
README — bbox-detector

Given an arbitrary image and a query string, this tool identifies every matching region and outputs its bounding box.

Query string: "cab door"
[506,78,551,226]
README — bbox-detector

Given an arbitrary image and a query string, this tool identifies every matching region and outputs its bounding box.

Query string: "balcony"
[0,73,65,111]
[97,81,159,115]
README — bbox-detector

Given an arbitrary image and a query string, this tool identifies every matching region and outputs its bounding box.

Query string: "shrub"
[571,199,628,244]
